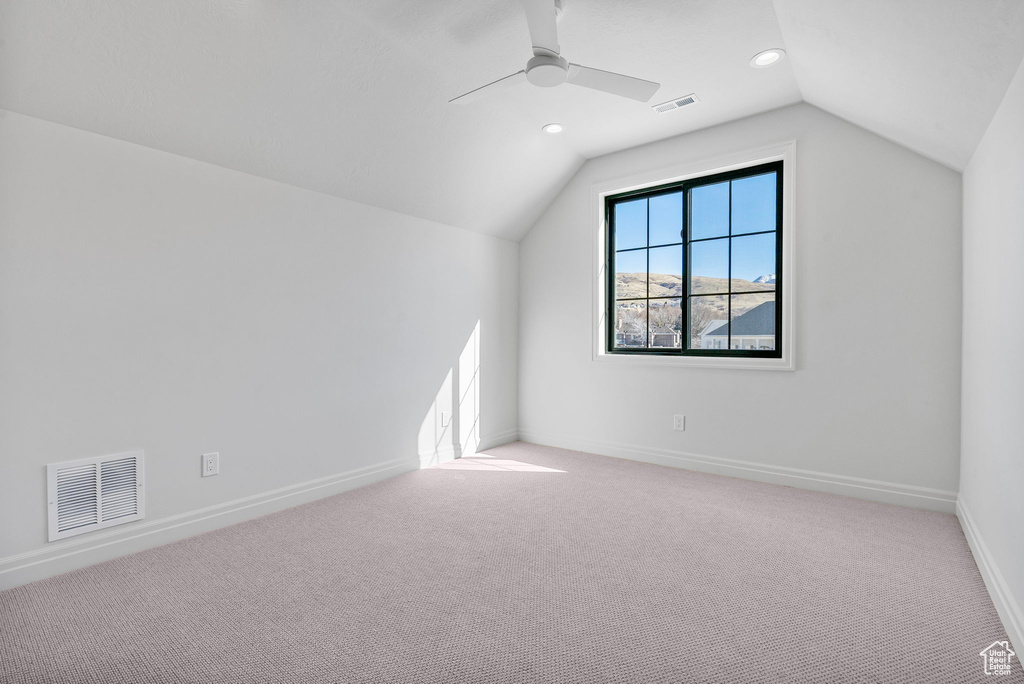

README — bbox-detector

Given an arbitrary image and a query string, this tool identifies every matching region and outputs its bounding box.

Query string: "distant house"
[615,324,681,348]
[701,301,775,350]
[699,319,728,344]
[649,325,681,348]
[614,318,644,347]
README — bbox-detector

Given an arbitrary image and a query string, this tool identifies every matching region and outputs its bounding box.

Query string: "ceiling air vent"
[47,451,145,542]
[653,93,699,113]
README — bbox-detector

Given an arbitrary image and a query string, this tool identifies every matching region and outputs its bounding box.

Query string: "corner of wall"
[957,496,1024,653]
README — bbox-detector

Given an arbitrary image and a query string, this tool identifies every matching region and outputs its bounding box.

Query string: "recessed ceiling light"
[542,123,564,134]
[750,48,785,68]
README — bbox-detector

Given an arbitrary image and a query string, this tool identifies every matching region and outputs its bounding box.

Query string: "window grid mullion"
[685,289,773,298]
[690,229,773,244]
[683,185,690,351]
[645,199,651,350]
[727,180,733,349]
[608,208,616,353]
[617,241,682,253]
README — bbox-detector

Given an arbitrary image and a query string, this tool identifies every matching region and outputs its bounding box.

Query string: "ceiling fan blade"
[522,0,559,55]
[449,71,527,104]
[567,64,660,102]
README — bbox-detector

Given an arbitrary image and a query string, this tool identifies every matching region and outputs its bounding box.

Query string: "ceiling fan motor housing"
[526,54,569,87]
[448,0,660,103]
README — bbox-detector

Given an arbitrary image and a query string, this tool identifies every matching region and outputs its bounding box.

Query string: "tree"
[648,301,681,331]
[689,301,717,347]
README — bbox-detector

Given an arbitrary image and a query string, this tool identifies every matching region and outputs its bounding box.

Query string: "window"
[606,161,782,358]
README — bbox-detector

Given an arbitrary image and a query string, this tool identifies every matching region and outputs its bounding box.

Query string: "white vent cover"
[653,93,700,113]
[47,451,145,541]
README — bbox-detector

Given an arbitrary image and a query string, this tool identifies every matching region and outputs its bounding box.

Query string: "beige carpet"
[1,442,1019,683]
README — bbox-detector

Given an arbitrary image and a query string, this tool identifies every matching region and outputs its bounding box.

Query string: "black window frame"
[605,161,784,358]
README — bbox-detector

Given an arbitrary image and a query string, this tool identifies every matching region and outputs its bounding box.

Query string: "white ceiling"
[1,1,1022,240]
[774,0,1024,170]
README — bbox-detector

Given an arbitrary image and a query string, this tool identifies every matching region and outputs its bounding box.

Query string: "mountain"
[616,273,775,299]
[752,274,776,284]
[615,273,775,319]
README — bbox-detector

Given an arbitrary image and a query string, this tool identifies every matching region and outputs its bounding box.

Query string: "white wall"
[960,55,1024,650]
[0,111,518,583]
[519,103,962,509]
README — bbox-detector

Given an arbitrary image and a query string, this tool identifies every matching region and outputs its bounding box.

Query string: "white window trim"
[592,140,796,371]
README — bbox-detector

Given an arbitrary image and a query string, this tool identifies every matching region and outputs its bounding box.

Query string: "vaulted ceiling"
[2,1,1022,240]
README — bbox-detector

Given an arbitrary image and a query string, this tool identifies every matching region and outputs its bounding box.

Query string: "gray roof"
[705,301,775,336]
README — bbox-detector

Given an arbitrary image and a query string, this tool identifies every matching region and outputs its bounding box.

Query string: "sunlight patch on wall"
[417,321,482,468]
[459,321,481,457]
[417,368,455,468]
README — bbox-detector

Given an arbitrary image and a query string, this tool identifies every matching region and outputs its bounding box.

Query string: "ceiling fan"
[449,0,660,104]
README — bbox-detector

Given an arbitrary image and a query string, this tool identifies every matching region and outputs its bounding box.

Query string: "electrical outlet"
[673,415,686,431]
[201,452,220,477]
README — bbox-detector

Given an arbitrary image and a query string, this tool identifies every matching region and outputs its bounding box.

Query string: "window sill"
[593,352,794,371]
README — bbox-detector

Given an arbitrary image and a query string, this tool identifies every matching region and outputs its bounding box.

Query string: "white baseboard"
[419,444,460,468]
[957,497,1023,653]
[418,429,519,467]
[518,430,957,513]
[0,456,417,591]
[477,429,519,452]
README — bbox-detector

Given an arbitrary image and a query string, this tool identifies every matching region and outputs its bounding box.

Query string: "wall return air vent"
[47,451,145,542]
[653,93,699,113]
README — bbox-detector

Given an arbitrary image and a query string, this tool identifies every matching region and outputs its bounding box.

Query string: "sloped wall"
[518,103,962,507]
[0,111,518,583]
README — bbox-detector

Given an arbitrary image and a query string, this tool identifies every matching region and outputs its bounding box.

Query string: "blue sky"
[615,172,776,282]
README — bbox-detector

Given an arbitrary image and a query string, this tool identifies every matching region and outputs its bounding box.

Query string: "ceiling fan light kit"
[526,52,570,87]
[450,0,661,104]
